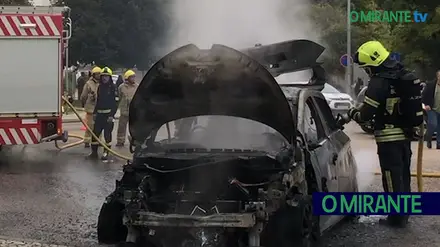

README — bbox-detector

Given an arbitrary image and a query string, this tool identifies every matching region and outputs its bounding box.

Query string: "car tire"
[97,198,127,244]
[265,195,319,247]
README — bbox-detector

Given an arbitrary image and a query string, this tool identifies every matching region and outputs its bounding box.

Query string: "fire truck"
[0,6,71,148]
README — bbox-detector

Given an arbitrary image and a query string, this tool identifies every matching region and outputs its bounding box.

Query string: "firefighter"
[88,66,118,160]
[116,69,138,147]
[80,66,101,148]
[343,41,422,228]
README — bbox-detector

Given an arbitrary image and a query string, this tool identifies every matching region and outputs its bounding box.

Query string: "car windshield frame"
[322,83,340,94]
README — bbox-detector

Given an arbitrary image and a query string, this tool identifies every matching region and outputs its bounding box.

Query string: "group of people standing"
[78,66,138,160]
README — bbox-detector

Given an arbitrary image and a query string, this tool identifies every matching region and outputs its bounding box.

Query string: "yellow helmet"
[124,69,136,80]
[91,66,102,74]
[101,66,113,76]
[354,41,390,67]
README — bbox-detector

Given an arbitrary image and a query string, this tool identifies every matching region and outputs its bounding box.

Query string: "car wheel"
[265,195,319,247]
[97,198,127,244]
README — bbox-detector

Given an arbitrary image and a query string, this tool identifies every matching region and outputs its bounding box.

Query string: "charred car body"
[97,40,358,247]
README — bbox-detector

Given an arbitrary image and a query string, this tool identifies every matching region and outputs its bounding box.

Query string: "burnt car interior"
[97,40,355,247]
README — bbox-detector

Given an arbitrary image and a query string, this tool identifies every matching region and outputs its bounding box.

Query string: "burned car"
[97,40,358,247]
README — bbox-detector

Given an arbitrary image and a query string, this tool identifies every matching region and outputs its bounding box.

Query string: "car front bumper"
[327,100,353,116]
[126,211,257,228]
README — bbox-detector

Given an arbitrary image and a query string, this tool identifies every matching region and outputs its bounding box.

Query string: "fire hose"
[55,96,132,161]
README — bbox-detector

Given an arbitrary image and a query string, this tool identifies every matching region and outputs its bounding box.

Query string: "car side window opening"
[304,99,326,144]
[314,97,339,132]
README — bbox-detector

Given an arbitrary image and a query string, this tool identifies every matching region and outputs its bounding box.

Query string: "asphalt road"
[0,121,439,246]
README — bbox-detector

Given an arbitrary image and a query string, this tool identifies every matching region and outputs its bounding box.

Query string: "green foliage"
[310,1,391,76]
[311,0,439,79]
[54,0,168,69]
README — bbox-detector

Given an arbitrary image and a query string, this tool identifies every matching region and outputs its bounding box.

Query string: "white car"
[321,83,354,115]
[273,70,354,115]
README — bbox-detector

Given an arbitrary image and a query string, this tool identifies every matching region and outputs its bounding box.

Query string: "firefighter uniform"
[116,70,138,146]
[80,66,101,147]
[348,41,418,228]
[88,67,118,160]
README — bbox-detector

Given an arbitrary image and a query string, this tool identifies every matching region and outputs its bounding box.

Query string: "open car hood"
[242,39,327,91]
[240,39,325,76]
[129,44,295,144]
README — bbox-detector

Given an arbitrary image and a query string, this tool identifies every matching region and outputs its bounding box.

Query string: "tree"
[51,0,439,77]
[54,0,169,69]
[310,1,391,78]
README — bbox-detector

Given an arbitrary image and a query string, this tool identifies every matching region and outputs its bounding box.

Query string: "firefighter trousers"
[83,113,95,143]
[377,140,412,223]
[116,115,129,144]
[91,113,114,152]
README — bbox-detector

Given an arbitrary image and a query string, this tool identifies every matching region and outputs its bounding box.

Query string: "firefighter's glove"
[347,108,359,121]
[107,116,115,123]
[336,114,350,128]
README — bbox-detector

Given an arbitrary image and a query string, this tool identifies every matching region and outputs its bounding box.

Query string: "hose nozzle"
[336,113,351,128]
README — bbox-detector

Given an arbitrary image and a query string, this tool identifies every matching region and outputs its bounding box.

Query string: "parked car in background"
[321,83,354,116]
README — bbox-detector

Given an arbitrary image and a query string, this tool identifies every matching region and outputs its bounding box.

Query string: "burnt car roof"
[129,44,296,144]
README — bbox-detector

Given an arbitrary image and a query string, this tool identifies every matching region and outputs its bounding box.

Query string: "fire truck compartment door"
[0,38,60,114]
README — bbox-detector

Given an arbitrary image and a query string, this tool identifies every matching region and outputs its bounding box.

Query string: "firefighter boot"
[87,145,99,160]
[101,146,111,161]
[379,215,409,228]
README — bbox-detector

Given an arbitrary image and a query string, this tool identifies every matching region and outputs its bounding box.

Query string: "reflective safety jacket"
[118,82,138,116]
[80,78,99,113]
[94,81,118,117]
[352,75,408,143]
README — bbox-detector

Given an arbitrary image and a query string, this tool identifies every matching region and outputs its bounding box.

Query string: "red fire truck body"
[0,6,71,146]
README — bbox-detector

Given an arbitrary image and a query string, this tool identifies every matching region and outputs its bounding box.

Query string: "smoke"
[163,0,319,51]
[354,150,377,192]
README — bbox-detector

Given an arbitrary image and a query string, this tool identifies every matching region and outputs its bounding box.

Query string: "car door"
[313,96,355,193]
[302,97,338,193]
[303,95,345,232]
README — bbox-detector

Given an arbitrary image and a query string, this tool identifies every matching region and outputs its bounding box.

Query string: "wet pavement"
[0,122,439,246]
